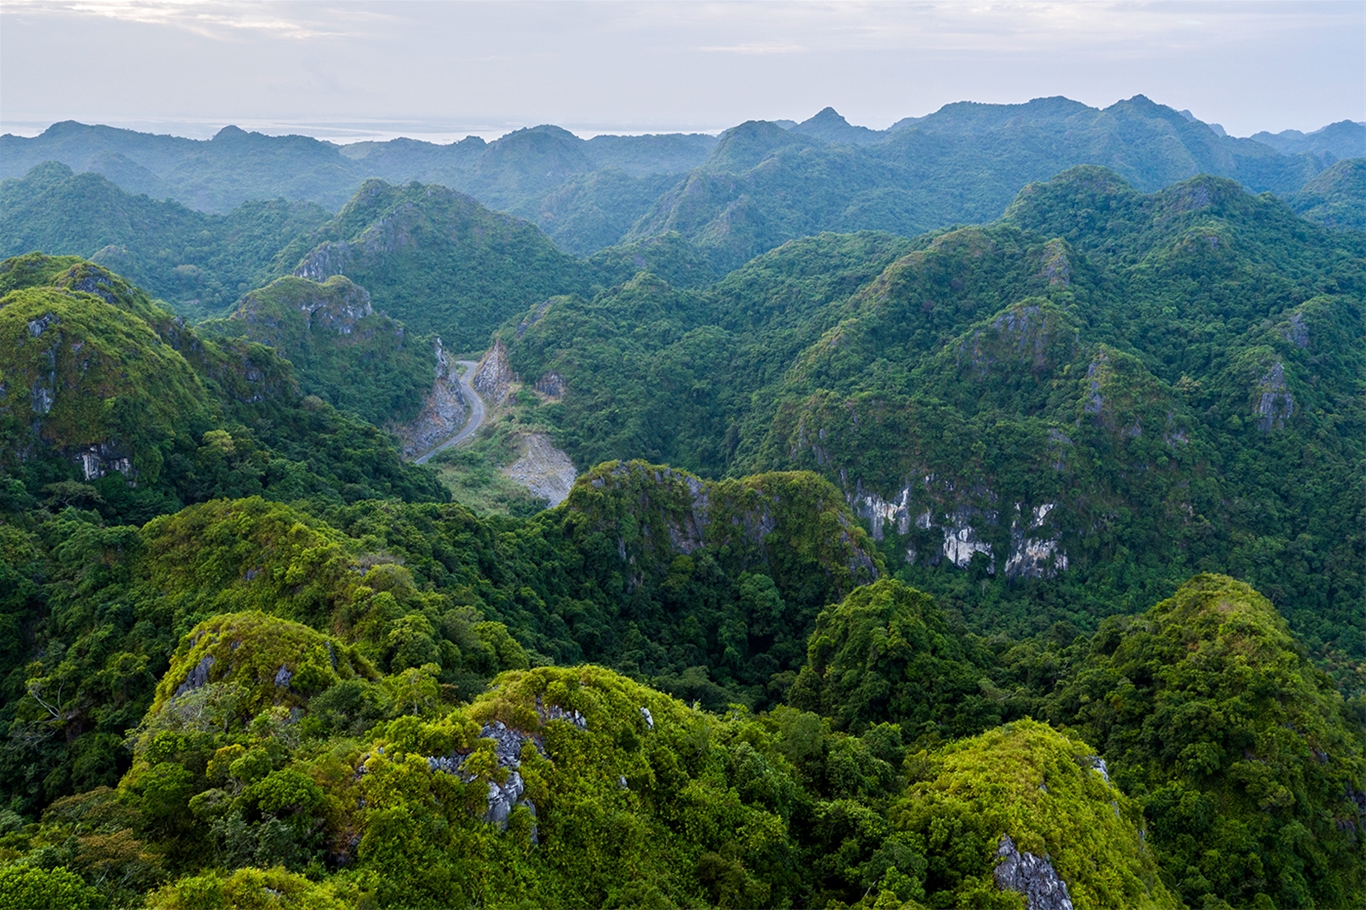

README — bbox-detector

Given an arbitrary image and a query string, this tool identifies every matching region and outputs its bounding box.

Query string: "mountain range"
[1,94,1364,910]
[4,96,1362,265]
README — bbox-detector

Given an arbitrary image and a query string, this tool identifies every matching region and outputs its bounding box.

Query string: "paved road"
[414,360,484,464]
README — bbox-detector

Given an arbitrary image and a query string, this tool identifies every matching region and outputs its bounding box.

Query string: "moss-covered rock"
[147,611,375,726]
[890,718,1178,910]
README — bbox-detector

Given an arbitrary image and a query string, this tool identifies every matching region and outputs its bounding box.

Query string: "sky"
[2,1,1363,142]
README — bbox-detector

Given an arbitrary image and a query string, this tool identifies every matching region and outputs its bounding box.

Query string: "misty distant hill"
[1,95,1352,268]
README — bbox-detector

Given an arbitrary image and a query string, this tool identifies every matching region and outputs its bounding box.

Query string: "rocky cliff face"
[472,337,516,410]
[1253,360,1295,432]
[850,478,1068,580]
[390,338,467,458]
[994,834,1075,910]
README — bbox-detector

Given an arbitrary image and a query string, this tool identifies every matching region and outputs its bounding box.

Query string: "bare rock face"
[1253,361,1295,432]
[391,338,467,458]
[174,655,216,698]
[994,834,1075,910]
[425,701,592,839]
[503,432,577,507]
[473,338,515,409]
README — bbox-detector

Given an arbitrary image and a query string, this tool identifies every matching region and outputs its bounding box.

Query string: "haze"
[2,1,1363,142]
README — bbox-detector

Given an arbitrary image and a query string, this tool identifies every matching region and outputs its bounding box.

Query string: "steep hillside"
[278,179,592,350]
[1053,575,1366,908]
[501,169,1366,668]
[0,254,445,523]
[0,163,328,317]
[202,275,435,428]
[1290,157,1366,231]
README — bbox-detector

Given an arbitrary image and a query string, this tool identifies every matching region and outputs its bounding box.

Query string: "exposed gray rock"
[503,432,577,507]
[423,711,593,838]
[1283,312,1309,348]
[1083,353,1107,415]
[1041,239,1071,287]
[640,707,654,729]
[27,314,57,337]
[539,703,588,730]
[77,443,134,481]
[942,506,995,571]
[485,770,525,829]
[175,655,216,697]
[472,338,515,409]
[534,371,567,400]
[392,338,467,458]
[1083,755,1110,784]
[994,834,1074,910]
[1254,361,1295,432]
[30,385,54,415]
[273,665,293,688]
[1005,503,1067,580]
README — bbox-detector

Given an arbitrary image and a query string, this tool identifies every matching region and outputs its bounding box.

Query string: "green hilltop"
[499,167,1366,671]
[0,163,329,318]
[0,116,1363,908]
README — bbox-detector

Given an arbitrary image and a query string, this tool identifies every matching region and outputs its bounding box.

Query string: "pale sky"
[2,1,1362,141]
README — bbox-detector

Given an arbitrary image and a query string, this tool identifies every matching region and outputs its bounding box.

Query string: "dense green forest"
[0,164,329,318]
[499,168,1366,686]
[1,115,1363,907]
[4,96,1359,266]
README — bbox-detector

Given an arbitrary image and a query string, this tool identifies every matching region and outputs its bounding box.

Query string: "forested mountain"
[1,104,1363,906]
[1250,119,1366,161]
[1291,157,1366,231]
[200,275,435,429]
[624,95,1329,268]
[501,167,1366,671]
[276,179,594,351]
[4,96,1355,269]
[0,254,446,525]
[0,163,329,317]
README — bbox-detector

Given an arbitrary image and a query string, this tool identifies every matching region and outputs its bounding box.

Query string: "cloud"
[2,0,393,41]
[696,41,806,54]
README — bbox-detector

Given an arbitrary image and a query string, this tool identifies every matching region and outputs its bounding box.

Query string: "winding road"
[414,360,485,464]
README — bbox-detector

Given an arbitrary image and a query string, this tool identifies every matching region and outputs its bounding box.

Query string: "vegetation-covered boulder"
[145,612,375,727]
[0,278,212,483]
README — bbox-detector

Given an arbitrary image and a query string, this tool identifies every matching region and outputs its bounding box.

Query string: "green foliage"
[1053,574,1366,908]
[790,580,996,738]
[202,275,435,427]
[891,719,1179,910]
[146,866,349,909]
[0,863,102,909]
[0,163,329,317]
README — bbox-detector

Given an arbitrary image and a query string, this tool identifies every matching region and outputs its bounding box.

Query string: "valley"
[0,96,1363,909]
